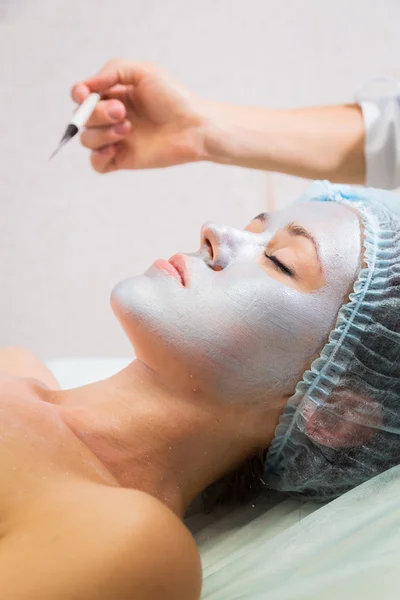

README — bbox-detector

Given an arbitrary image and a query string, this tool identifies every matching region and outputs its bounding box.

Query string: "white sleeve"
[356,78,400,190]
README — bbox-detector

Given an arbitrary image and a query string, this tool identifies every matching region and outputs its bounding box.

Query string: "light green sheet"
[196,465,400,599]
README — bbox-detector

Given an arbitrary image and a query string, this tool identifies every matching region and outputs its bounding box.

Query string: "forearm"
[201,102,365,184]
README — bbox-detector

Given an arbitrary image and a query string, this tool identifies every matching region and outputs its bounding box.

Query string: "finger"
[101,84,132,104]
[90,145,119,174]
[102,84,130,98]
[71,82,91,103]
[85,99,126,127]
[80,121,131,150]
[84,60,152,92]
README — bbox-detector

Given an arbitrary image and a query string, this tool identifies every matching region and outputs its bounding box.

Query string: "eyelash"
[265,254,295,277]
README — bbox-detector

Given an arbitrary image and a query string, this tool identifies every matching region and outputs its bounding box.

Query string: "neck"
[54,360,283,517]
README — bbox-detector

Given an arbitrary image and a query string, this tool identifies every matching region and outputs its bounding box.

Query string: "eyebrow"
[254,212,269,223]
[287,222,320,261]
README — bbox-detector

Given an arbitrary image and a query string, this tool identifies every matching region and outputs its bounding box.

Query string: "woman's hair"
[201,450,267,512]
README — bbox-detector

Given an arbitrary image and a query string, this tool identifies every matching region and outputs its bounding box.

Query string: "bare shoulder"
[110,489,203,600]
[0,346,60,389]
[0,484,202,600]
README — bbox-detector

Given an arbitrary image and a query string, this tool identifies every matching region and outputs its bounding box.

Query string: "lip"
[168,253,188,287]
[152,254,187,286]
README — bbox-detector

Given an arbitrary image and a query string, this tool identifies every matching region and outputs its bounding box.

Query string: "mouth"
[152,253,187,287]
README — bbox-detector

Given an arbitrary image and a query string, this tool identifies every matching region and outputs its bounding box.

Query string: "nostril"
[201,225,224,270]
[204,237,223,271]
[205,237,214,261]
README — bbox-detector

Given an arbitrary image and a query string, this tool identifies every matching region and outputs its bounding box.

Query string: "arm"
[73,61,367,184]
[202,102,366,184]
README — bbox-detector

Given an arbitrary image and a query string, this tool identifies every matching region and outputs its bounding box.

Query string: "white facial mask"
[111,202,361,402]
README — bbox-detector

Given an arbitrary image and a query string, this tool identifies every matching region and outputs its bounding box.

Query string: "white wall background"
[1,0,399,358]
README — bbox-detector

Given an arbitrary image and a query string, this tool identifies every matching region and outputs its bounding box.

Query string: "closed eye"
[265,254,295,277]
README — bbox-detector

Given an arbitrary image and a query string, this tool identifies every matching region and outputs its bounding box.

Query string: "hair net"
[264,181,400,501]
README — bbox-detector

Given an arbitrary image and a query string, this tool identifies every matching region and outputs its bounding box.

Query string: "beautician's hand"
[71,60,207,173]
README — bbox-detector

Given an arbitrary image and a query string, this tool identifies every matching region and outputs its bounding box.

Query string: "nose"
[200,222,250,269]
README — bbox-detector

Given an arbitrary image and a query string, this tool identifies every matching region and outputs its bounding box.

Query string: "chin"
[110,274,198,389]
[110,273,182,351]
[110,275,154,339]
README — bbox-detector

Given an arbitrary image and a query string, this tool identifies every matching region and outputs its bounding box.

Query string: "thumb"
[90,144,119,174]
[84,60,151,92]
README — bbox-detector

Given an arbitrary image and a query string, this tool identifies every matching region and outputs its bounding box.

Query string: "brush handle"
[70,93,101,129]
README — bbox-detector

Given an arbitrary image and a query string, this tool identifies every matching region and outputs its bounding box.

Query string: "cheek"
[180,278,334,397]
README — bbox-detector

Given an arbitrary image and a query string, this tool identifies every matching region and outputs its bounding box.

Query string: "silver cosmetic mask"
[111,201,361,402]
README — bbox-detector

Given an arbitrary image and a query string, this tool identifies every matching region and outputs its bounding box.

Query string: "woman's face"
[111,201,361,402]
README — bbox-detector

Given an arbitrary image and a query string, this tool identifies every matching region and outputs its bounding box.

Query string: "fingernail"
[98,146,112,155]
[107,103,124,120]
[114,122,130,135]
[72,83,87,102]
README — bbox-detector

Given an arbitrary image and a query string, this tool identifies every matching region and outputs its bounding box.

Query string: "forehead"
[269,200,359,231]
